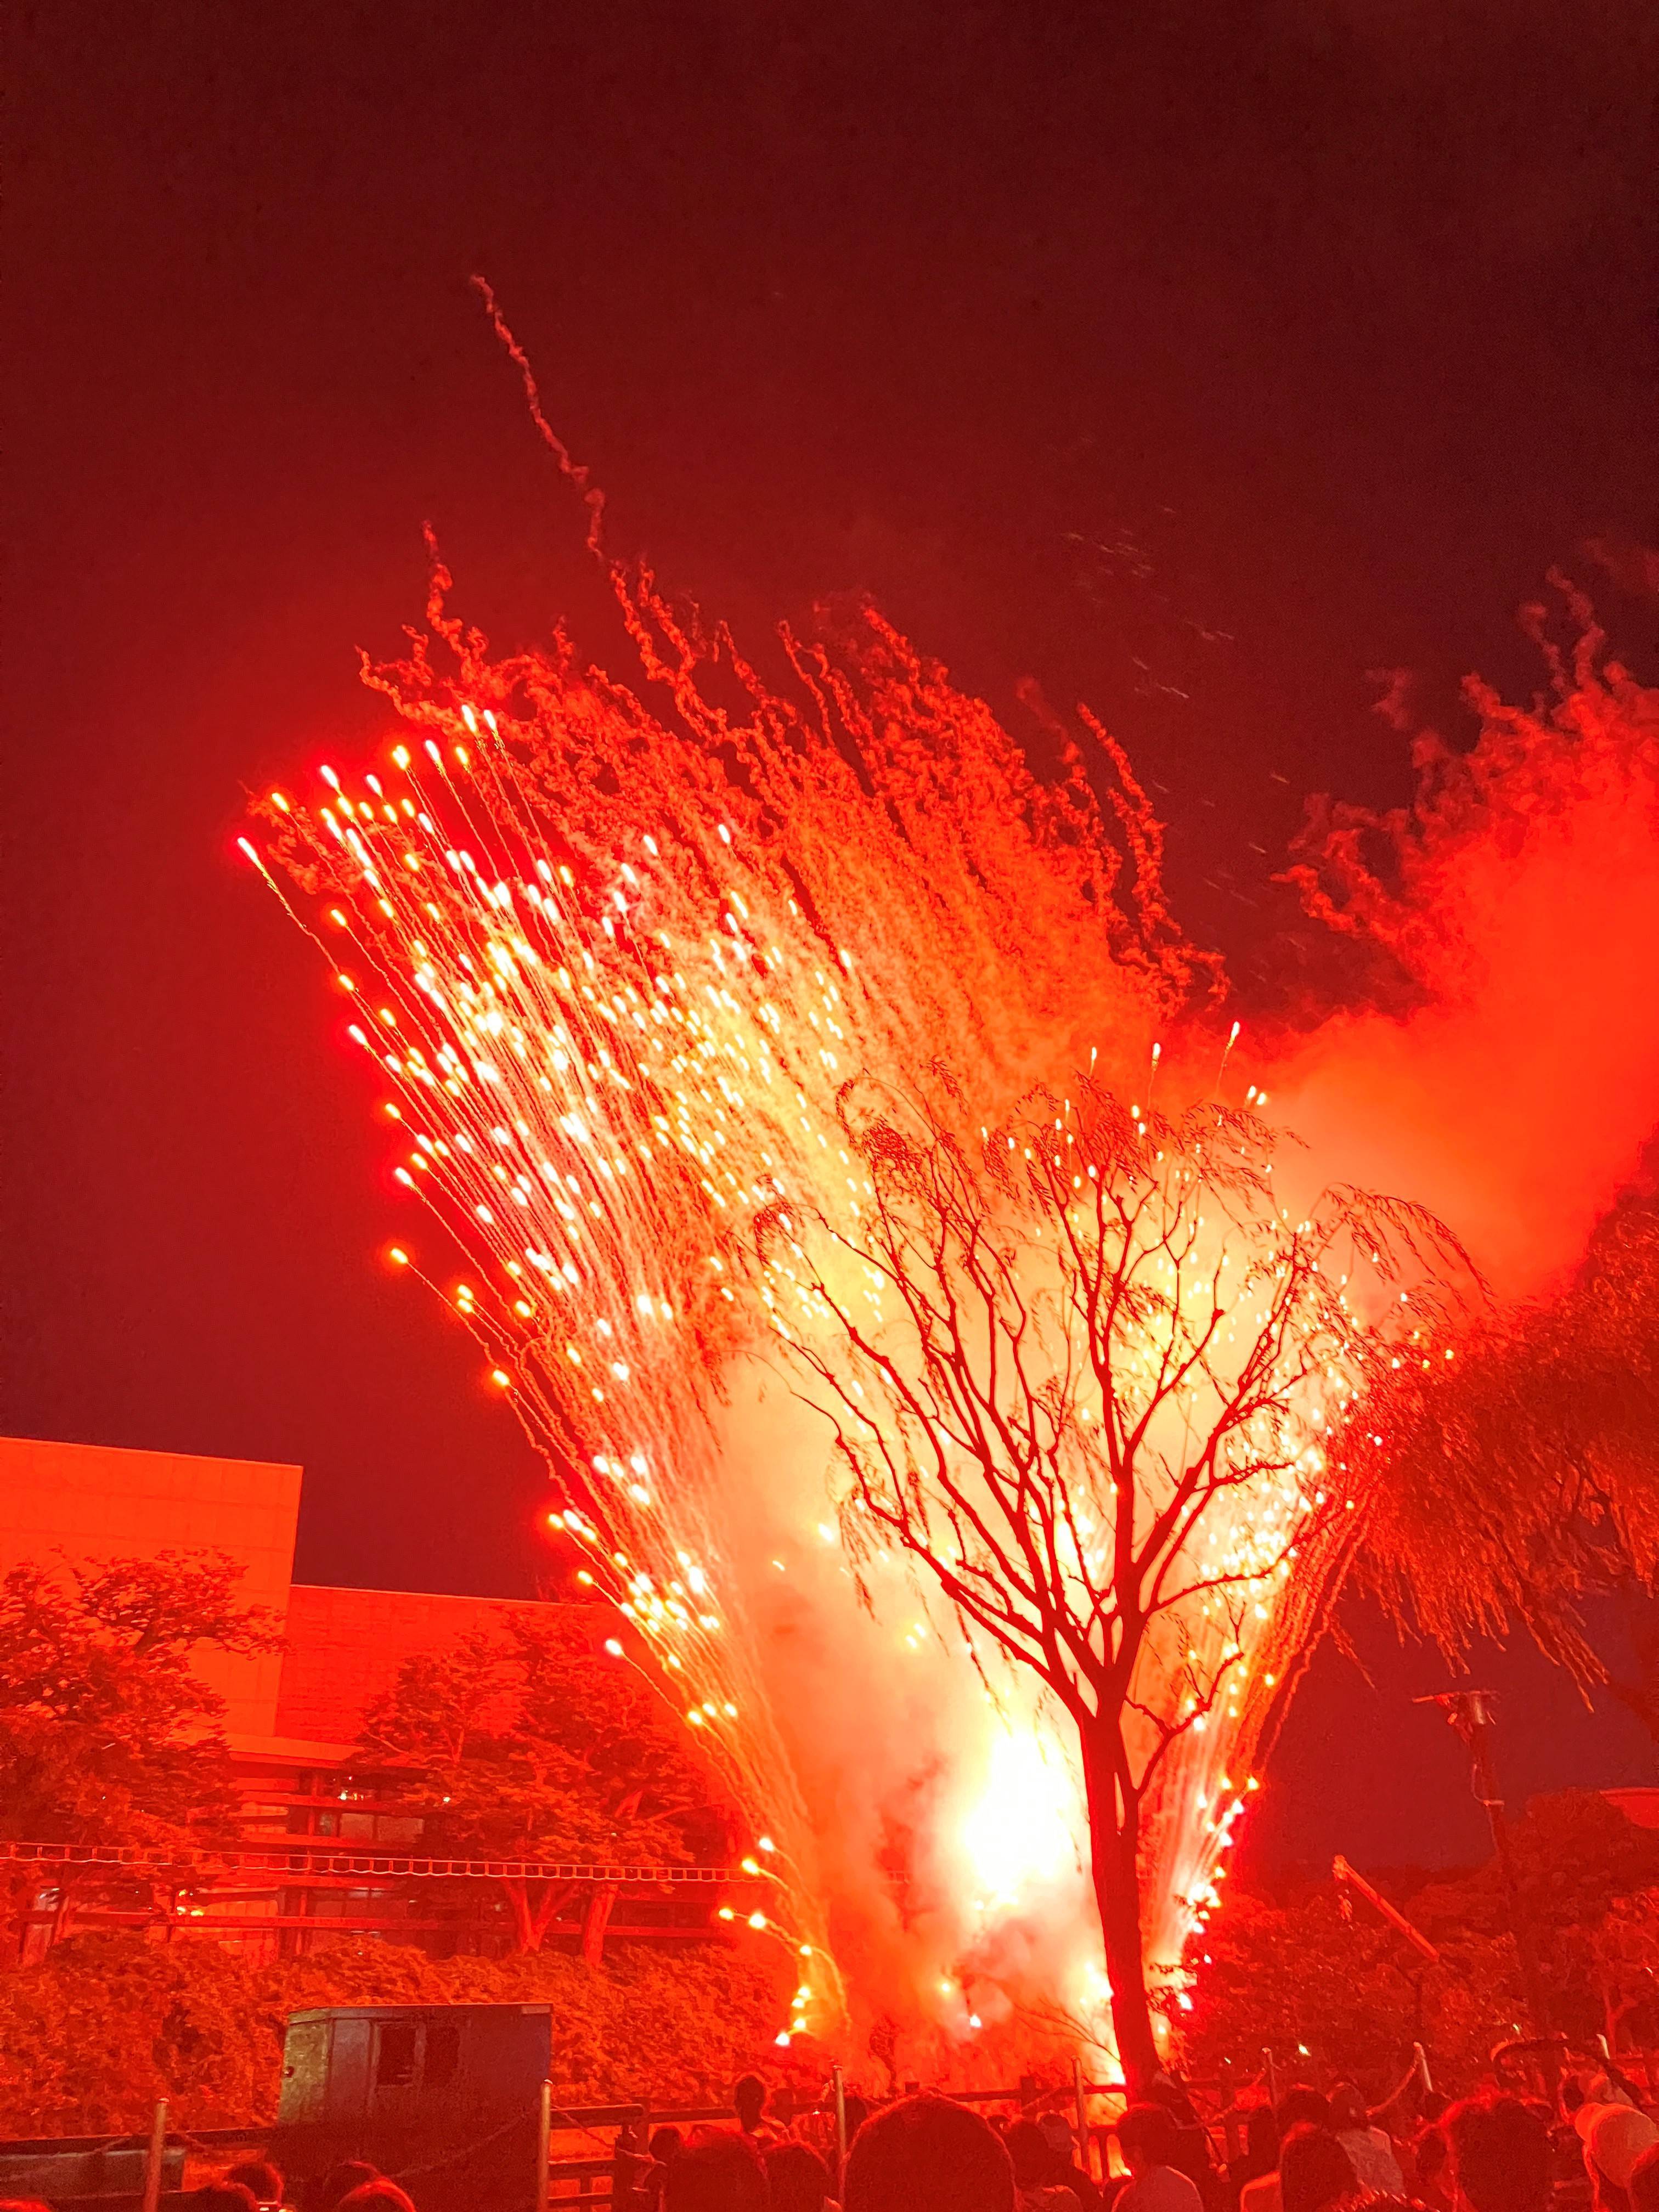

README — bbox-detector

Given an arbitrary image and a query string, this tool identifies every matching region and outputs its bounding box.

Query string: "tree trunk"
[49,1881,75,1950]
[582,1881,619,1964]
[2,1873,33,1963]
[501,1877,537,1953]
[530,1882,577,1949]
[1081,1724,1160,2098]
[502,1877,579,1952]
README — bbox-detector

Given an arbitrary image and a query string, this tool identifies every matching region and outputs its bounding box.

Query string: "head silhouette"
[844,2094,1014,2212]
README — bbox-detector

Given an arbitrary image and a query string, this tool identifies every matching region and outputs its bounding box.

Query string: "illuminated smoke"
[243,503,1657,2065]
[1269,597,1659,1293]
[244,549,1192,2045]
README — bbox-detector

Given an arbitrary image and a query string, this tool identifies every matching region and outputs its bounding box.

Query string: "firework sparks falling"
[245,548,1196,2032]
[243,516,1466,2058]
[756,1069,1463,2066]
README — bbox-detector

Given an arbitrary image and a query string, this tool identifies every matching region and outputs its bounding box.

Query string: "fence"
[0,1838,744,1886]
[1,2064,1129,2211]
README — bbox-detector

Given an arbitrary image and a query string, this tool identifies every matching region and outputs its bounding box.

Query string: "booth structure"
[275,2002,553,2211]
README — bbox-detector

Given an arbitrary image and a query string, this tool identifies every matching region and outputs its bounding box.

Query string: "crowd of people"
[611,2058,1659,2212]
[2,2056,1658,2211]
[0,2152,415,2212]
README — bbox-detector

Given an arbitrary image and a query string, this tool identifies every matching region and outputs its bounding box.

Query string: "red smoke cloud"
[1264,597,1659,1293]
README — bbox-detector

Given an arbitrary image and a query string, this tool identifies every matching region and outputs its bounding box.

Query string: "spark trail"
[245,548,1200,2040]
[242,510,1639,2066]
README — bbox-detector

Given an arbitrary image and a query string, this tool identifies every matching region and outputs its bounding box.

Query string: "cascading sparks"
[241,550,1393,2053]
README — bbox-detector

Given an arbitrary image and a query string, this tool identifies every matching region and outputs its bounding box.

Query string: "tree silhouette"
[760,1077,1461,2087]
[1357,1198,1659,1702]
[0,1550,280,1951]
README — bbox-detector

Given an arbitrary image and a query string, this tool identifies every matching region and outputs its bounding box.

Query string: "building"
[0,1435,732,1960]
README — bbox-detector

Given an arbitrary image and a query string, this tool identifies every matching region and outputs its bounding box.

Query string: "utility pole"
[1417,1689,1552,2044]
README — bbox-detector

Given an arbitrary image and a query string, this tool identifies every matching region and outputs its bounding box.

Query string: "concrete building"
[0,1435,726,1959]
[0,1434,301,1737]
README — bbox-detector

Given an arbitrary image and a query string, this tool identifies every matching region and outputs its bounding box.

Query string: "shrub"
[0,1934,789,2136]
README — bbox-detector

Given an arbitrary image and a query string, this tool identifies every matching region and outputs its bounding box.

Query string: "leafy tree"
[1406,1791,1659,2044]
[763,1077,1461,2090]
[0,1928,789,2134]
[1462,1790,1659,1948]
[1176,1881,1524,2095]
[1585,1887,1659,2055]
[1283,617,1659,1712]
[1356,1202,1659,1700]
[0,1551,281,1951]
[1180,1794,1659,2087]
[358,1611,730,1957]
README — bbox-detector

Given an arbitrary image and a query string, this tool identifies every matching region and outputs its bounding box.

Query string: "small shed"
[275,2002,551,2211]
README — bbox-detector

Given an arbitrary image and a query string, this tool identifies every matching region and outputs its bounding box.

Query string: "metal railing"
[0,1837,743,1884]
[4,2072,1124,2212]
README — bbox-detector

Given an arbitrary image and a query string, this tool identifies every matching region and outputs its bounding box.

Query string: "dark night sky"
[5,0,1656,1871]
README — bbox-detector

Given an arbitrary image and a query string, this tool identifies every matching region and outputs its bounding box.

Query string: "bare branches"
[763,1071,1460,1776]
[755,1069,1463,2071]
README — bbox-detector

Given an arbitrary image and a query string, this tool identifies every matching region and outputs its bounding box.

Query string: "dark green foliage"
[1176,1790,1659,2089]
[1175,1886,1523,2094]
[1356,1203,1659,1695]
[357,1612,731,1953]
[0,1551,280,1849]
[0,1552,283,1948]
[0,1931,789,2136]
[360,1612,723,1868]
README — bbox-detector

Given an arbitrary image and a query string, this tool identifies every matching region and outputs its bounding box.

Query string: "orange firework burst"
[242,478,1465,2065]
[242,543,1190,2037]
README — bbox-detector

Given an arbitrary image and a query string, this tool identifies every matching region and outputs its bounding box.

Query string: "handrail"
[0,1838,741,1884]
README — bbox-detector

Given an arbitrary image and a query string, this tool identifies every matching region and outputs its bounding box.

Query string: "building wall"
[0,1435,708,1961]
[275,1584,610,1742]
[0,1434,301,1734]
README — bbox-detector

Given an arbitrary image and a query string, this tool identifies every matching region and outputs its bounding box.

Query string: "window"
[425,2017,461,2089]
[375,2022,419,2087]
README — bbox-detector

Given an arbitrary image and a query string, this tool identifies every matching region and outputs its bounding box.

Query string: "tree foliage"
[0,1929,789,2136]
[1353,1200,1659,1696]
[762,1075,1464,2086]
[358,1610,731,1955]
[1180,1792,1659,2091]
[1176,1883,1522,2095]
[0,1551,281,1949]
[1283,606,1659,1703]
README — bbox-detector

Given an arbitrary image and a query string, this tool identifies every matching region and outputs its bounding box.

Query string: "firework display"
[242,540,1443,2057]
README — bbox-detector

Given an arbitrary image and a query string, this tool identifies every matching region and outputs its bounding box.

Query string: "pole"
[1420,1689,1559,2107]
[1333,1856,1441,1963]
[1263,2049,1278,2109]
[1422,1694,1550,2034]
[1073,2056,1094,2181]
[1471,1705,1550,2039]
[141,2098,167,2212]
[535,2077,551,2212]
[833,2063,848,2192]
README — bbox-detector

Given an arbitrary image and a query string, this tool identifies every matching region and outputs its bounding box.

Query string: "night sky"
[7,0,1656,1873]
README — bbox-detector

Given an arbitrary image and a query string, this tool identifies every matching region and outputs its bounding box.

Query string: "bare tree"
[759,1079,1461,2088]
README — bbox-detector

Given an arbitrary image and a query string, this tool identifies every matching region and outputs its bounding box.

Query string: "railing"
[0,1838,746,1884]
[2,2076,1124,2211]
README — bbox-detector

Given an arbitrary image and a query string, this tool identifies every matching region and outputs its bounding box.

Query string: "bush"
[0,1933,790,2136]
